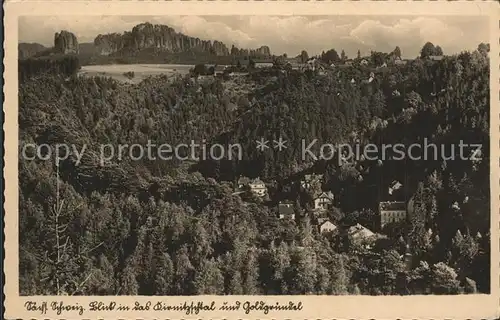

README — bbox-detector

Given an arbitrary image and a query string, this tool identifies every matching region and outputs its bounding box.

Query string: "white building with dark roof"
[379,201,407,228]
[314,191,334,211]
[248,177,267,197]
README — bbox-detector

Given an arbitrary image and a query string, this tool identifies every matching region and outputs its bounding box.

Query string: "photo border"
[4,1,500,319]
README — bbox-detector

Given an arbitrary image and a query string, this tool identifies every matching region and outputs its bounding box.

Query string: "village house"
[306,58,318,70]
[344,59,354,66]
[255,62,273,68]
[197,75,210,80]
[348,223,376,246]
[379,201,407,228]
[314,191,334,211]
[362,72,375,84]
[428,55,444,61]
[318,218,337,234]
[360,59,369,66]
[229,71,249,78]
[393,56,408,66]
[317,65,327,76]
[278,200,295,220]
[248,177,267,197]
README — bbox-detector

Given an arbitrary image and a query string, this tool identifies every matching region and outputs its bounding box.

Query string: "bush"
[123,71,135,80]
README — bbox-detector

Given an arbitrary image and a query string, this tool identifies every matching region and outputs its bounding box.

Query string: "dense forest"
[19,43,490,295]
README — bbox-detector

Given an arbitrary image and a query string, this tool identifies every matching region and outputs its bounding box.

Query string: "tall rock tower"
[54,30,79,54]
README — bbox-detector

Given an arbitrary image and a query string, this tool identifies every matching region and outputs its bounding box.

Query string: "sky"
[19,15,489,58]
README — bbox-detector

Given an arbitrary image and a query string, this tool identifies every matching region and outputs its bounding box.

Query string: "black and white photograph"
[17,13,491,299]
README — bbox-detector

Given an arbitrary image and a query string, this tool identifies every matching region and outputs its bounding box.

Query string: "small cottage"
[379,201,407,228]
[314,191,334,210]
[278,201,295,219]
[319,220,337,234]
[248,177,267,197]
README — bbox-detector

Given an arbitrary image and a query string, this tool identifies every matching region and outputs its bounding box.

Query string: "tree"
[464,277,477,294]
[287,247,317,294]
[341,49,347,61]
[154,253,174,294]
[193,258,224,294]
[270,242,291,294]
[242,249,260,294]
[435,45,443,56]
[371,51,387,66]
[431,262,460,294]
[321,49,340,63]
[357,49,361,59]
[173,247,195,295]
[315,264,331,294]
[273,56,286,69]
[451,230,479,278]
[409,183,428,257]
[193,64,208,76]
[393,46,401,59]
[120,264,139,295]
[330,254,349,294]
[248,58,256,70]
[228,269,244,294]
[300,50,309,63]
[420,42,443,58]
[38,164,97,295]
[420,42,436,58]
[478,42,490,55]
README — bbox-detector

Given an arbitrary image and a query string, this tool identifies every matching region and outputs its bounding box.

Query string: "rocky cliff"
[230,45,271,57]
[18,43,47,59]
[94,22,271,57]
[54,30,79,54]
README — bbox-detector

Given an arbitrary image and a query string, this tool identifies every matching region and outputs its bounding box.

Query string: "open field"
[78,64,194,83]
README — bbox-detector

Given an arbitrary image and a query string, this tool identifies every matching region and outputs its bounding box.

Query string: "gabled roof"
[348,223,375,239]
[249,177,265,185]
[238,176,250,185]
[379,201,406,211]
[315,191,334,200]
[278,203,294,215]
[304,173,323,181]
[429,55,444,61]
[317,217,330,225]
[214,65,226,72]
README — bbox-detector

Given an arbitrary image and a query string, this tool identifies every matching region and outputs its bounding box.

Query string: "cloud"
[19,15,488,58]
[349,17,471,57]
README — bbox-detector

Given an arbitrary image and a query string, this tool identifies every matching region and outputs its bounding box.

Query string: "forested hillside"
[19,45,490,295]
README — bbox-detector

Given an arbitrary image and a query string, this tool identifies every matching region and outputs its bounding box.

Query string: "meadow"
[78,64,194,83]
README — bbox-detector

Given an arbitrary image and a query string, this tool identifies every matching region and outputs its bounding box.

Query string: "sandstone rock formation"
[231,45,271,57]
[94,22,271,57]
[54,30,79,54]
